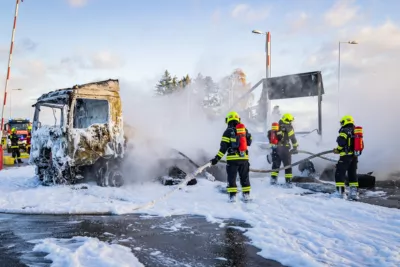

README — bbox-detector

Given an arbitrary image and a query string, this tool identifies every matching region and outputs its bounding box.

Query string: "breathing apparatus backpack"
[353,125,364,156]
[269,122,279,148]
[229,123,248,157]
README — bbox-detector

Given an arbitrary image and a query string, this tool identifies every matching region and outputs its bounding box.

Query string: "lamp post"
[252,29,271,133]
[9,88,22,118]
[338,40,358,117]
[252,30,271,79]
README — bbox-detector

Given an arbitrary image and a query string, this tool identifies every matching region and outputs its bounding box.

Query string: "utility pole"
[252,30,271,134]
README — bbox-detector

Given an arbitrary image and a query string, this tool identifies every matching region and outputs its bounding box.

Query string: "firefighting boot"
[270,177,277,185]
[228,192,237,203]
[242,192,251,202]
[333,186,346,199]
[348,186,359,200]
[18,159,23,163]
[284,178,293,188]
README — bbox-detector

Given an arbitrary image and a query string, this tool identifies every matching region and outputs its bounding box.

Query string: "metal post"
[337,42,341,119]
[0,0,21,141]
[264,32,271,135]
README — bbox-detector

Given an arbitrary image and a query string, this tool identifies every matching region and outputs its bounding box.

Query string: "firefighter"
[26,125,32,154]
[333,115,360,200]
[270,113,299,186]
[9,128,22,164]
[210,111,252,202]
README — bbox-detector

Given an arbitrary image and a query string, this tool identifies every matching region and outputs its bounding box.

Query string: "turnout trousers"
[270,146,293,183]
[226,160,251,197]
[11,146,22,163]
[335,155,358,190]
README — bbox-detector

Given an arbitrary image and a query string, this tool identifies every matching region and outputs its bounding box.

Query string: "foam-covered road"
[0,213,282,267]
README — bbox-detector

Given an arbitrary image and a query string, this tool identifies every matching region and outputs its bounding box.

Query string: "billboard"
[266,71,324,100]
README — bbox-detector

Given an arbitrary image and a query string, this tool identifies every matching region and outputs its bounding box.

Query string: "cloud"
[0,38,38,61]
[324,0,360,27]
[211,9,221,25]
[52,50,124,74]
[67,0,88,8]
[19,38,38,51]
[230,4,270,24]
[90,51,124,69]
[287,12,309,33]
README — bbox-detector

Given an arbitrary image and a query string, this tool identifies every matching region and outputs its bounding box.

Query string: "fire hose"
[219,150,335,173]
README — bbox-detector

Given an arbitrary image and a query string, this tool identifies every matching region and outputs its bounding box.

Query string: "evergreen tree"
[155,70,173,96]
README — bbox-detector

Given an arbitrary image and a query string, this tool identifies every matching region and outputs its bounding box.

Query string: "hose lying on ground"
[298,150,337,163]
[129,162,212,211]
[174,149,216,181]
[219,150,334,173]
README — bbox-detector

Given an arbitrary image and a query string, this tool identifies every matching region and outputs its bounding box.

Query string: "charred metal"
[29,79,125,187]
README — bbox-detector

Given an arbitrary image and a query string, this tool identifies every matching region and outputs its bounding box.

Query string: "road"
[0,213,285,267]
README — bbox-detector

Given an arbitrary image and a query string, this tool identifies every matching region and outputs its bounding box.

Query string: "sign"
[266,71,324,100]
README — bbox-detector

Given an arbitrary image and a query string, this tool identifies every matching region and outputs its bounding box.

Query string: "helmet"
[11,127,16,133]
[225,111,240,124]
[281,113,294,124]
[340,115,354,126]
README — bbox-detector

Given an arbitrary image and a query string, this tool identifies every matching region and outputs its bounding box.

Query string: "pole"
[0,0,21,142]
[337,41,341,119]
[264,32,271,135]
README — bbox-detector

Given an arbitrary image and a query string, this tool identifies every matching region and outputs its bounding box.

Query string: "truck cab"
[29,79,125,187]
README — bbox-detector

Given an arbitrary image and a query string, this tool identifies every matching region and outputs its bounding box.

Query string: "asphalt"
[0,214,285,267]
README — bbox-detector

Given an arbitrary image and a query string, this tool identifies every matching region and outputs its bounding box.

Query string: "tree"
[178,74,191,89]
[155,70,173,96]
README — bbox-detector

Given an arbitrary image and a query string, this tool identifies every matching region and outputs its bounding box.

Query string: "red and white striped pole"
[0,0,21,143]
[266,32,271,78]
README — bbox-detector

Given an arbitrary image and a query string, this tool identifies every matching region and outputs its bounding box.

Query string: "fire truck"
[1,118,31,153]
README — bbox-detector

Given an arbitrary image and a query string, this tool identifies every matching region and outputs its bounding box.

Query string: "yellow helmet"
[340,115,354,126]
[281,113,294,124]
[11,127,16,133]
[225,111,240,123]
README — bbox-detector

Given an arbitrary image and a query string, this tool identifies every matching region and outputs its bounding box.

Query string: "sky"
[1,0,400,177]
[1,0,400,124]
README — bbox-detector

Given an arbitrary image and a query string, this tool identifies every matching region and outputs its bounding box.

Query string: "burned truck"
[29,79,125,187]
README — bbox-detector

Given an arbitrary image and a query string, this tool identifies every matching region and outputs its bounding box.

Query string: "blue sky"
[1,0,400,121]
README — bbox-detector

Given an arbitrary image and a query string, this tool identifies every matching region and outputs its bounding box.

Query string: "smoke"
[272,23,400,180]
[118,19,400,182]
[119,81,227,184]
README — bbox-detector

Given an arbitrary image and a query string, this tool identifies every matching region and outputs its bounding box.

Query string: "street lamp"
[9,88,22,118]
[252,29,271,133]
[338,40,358,117]
[251,29,271,78]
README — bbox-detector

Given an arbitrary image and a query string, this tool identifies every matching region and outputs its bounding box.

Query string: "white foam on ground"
[0,166,399,267]
[30,236,144,267]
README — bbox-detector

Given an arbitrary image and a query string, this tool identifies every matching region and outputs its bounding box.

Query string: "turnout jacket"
[8,133,19,148]
[276,120,298,149]
[214,121,252,162]
[336,123,355,156]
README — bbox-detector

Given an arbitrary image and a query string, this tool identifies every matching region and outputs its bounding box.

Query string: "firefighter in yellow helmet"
[270,113,299,186]
[9,128,22,164]
[26,125,32,154]
[333,115,360,200]
[210,111,253,202]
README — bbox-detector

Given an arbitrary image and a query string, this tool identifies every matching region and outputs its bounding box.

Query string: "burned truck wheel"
[95,159,124,187]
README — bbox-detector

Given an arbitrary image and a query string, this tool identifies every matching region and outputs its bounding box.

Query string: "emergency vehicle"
[1,118,31,153]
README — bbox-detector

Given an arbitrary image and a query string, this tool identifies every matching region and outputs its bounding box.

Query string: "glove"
[333,148,340,154]
[210,157,219,166]
[290,148,298,154]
